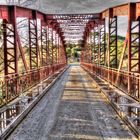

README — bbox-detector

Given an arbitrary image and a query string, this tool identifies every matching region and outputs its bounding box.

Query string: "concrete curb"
[1,66,69,140]
[82,66,140,140]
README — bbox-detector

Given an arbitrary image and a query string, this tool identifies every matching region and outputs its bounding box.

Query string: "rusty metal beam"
[3,6,18,75]
[0,3,138,21]
[17,31,29,71]
[102,4,130,19]
[128,3,136,94]
[99,20,106,65]
[102,2,140,19]
[41,26,47,66]
[29,10,39,69]
[136,3,140,19]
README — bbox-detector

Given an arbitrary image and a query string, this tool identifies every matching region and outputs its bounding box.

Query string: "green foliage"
[118,35,125,41]
[66,43,82,63]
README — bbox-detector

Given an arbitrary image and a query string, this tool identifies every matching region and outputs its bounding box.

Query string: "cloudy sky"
[39,0,140,14]
[0,0,139,37]
[0,0,139,14]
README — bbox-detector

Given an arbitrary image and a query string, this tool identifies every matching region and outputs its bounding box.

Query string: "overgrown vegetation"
[66,34,128,68]
[66,44,81,63]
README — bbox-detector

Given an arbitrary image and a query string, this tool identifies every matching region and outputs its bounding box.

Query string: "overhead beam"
[102,2,140,19]
[0,3,139,21]
[136,3,140,19]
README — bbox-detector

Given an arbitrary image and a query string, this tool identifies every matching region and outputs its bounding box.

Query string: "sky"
[0,0,139,37]
[39,0,140,14]
[0,0,139,14]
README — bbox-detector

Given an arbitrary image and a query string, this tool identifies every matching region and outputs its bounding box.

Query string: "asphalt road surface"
[8,65,137,140]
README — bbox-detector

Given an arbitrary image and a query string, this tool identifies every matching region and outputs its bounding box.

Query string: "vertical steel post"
[93,23,99,65]
[128,3,136,95]
[99,19,106,66]
[87,30,90,63]
[57,35,59,64]
[98,23,101,66]
[46,26,50,64]
[128,3,137,117]
[90,28,93,63]
[41,25,47,66]
[108,9,118,68]
[29,10,38,69]
[89,28,92,63]
[3,6,18,75]
[3,6,19,101]
[51,28,54,65]
[54,31,57,64]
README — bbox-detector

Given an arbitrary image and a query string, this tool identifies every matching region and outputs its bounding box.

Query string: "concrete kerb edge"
[0,65,69,140]
[81,66,140,140]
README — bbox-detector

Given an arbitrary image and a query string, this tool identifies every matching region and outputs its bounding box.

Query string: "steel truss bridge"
[0,2,140,140]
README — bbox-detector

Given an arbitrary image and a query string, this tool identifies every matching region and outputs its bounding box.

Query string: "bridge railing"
[0,63,66,106]
[81,62,140,101]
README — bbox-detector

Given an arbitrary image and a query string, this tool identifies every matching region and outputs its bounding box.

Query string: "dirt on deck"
[8,65,137,140]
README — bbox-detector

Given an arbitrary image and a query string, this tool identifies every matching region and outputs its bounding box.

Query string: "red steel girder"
[29,10,39,69]
[136,3,140,19]
[0,3,139,21]
[99,20,106,65]
[128,3,137,96]
[48,14,100,20]
[93,25,99,64]
[108,15,118,68]
[41,26,47,66]
[3,6,18,75]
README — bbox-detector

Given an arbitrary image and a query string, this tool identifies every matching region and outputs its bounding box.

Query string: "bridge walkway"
[7,65,136,140]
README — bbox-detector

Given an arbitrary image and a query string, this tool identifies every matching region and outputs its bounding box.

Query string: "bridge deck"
[8,65,136,140]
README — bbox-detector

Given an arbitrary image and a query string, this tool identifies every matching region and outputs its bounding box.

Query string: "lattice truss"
[53,14,99,45]
[0,18,29,75]
[0,17,48,75]
[130,21,140,72]
[109,16,117,68]
[52,30,58,64]
[93,26,99,64]
[84,31,92,63]
[41,26,47,66]
[47,27,53,64]
[87,33,92,63]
